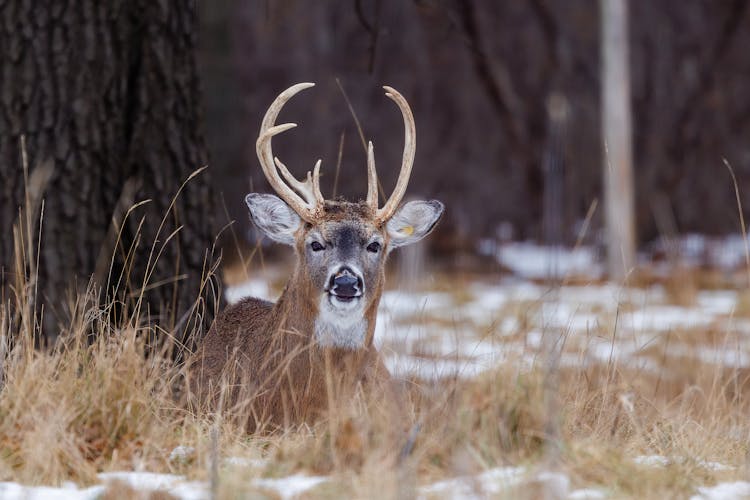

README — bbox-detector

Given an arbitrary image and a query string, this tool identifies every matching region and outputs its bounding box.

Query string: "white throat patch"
[314,295,367,349]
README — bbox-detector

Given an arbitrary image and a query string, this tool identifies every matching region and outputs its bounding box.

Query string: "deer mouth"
[328,292,361,304]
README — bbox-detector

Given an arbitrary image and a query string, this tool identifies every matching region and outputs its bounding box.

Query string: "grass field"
[2,250,750,499]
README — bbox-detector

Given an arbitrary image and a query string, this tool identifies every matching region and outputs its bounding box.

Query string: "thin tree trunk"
[601,0,636,280]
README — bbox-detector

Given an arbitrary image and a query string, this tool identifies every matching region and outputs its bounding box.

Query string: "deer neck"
[273,269,381,351]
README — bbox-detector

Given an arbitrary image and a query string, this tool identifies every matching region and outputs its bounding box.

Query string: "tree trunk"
[601,0,636,280]
[0,0,219,349]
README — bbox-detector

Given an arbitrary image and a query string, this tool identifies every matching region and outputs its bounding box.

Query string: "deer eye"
[366,242,381,253]
[310,241,325,252]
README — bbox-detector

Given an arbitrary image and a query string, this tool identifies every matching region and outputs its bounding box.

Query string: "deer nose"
[330,268,362,298]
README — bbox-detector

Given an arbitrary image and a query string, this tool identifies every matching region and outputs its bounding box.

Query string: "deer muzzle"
[329,267,363,301]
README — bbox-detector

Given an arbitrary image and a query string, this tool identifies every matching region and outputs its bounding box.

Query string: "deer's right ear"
[245,193,302,246]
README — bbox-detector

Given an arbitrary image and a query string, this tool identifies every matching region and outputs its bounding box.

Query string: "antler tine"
[311,159,324,206]
[366,141,378,209]
[274,156,317,202]
[256,82,324,222]
[375,86,416,224]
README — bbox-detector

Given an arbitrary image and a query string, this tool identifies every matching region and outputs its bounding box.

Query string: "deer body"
[188,83,443,431]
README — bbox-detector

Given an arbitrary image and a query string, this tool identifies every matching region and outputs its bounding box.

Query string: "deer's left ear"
[386,200,444,248]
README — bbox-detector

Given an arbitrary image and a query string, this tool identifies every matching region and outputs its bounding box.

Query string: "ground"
[1,241,750,499]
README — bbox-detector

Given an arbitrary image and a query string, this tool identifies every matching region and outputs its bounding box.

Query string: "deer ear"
[245,193,302,246]
[386,200,444,248]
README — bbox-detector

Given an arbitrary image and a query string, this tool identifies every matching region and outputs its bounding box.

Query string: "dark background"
[2,0,749,339]
[200,0,750,255]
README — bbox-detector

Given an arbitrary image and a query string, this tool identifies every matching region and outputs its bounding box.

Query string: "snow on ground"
[568,488,608,499]
[0,482,104,500]
[210,247,750,497]
[691,481,750,500]
[0,453,738,499]
[633,455,734,472]
[419,466,526,499]
[480,233,750,278]
[491,242,604,280]
[0,469,327,500]
[667,233,750,271]
[223,262,750,381]
[98,472,208,500]
[253,474,328,499]
[224,278,273,303]
[419,467,609,500]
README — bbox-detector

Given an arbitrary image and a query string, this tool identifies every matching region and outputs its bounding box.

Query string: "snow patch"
[225,279,273,303]
[691,481,750,500]
[633,455,734,471]
[0,470,327,500]
[490,242,603,280]
[0,482,104,500]
[419,467,526,499]
[253,474,327,499]
[568,488,607,499]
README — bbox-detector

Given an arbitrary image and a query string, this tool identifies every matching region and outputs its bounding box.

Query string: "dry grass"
[2,271,749,499]
[1,193,749,498]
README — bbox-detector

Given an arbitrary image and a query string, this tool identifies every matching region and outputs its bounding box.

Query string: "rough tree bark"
[0,1,219,347]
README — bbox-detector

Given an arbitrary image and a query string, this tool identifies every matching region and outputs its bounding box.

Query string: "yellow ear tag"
[400,225,414,236]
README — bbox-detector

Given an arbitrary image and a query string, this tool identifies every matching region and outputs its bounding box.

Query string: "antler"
[368,86,416,225]
[257,83,415,225]
[256,82,325,222]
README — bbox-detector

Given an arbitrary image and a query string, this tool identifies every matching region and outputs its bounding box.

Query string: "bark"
[0,0,219,349]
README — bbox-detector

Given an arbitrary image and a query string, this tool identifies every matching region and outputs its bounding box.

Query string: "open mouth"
[328,292,361,304]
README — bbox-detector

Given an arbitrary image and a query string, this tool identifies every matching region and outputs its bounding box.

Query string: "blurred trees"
[0,1,218,343]
[201,0,750,256]
[2,0,750,321]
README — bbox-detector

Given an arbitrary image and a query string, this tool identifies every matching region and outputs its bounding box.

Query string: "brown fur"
[187,201,393,432]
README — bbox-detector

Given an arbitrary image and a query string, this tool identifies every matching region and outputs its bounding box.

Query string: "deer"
[187,83,443,432]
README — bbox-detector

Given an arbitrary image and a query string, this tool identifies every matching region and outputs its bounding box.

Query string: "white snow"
[691,481,750,500]
[419,466,526,499]
[0,473,207,500]
[0,482,104,500]
[568,488,607,499]
[633,455,671,467]
[420,468,575,499]
[222,268,750,383]
[98,471,186,490]
[0,470,327,500]
[489,242,603,280]
[483,233,750,276]
[253,474,328,499]
[536,471,571,497]
[225,279,273,304]
[98,472,209,499]
[633,455,734,472]
[623,306,716,332]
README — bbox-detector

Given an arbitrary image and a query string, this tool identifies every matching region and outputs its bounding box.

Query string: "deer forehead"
[307,220,379,245]
[303,201,381,240]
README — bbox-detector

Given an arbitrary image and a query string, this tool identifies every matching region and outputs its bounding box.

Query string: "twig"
[723,158,750,288]
[334,78,368,152]
[333,131,345,198]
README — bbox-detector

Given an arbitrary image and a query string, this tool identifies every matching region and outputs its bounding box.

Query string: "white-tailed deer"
[188,83,443,431]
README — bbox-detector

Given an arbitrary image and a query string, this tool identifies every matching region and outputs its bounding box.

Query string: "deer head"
[245,83,443,349]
